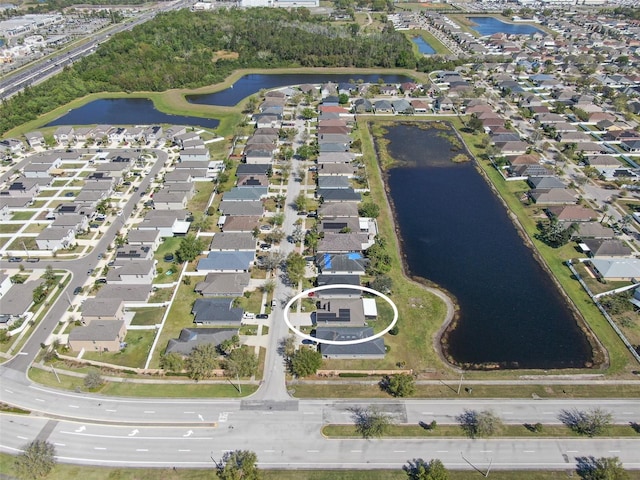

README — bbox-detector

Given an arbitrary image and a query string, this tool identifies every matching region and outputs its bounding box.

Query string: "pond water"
[382,123,593,369]
[46,98,220,129]
[188,73,414,107]
[468,16,544,36]
[412,37,436,55]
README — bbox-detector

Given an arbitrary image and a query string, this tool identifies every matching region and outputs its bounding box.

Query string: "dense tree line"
[0,8,415,135]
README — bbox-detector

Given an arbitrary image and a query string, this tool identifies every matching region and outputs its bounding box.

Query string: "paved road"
[1,384,639,469]
[0,148,167,372]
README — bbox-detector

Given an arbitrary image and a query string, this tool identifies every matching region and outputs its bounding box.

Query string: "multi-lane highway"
[0,0,193,101]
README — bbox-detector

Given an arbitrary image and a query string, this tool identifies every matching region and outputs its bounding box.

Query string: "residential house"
[95,284,153,303]
[219,201,263,217]
[315,274,362,299]
[546,205,597,222]
[314,298,366,326]
[529,189,576,205]
[105,260,156,284]
[219,216,262,233]
[53,126,74,145]
[209,232,256,251]
[589,258,640,281]
[191,298,244,325]
[165,328,238,355]
[81,299,125,322]
[114,245,154,262]
[374,100,393,114]
[196,251,254,273]
[222,187,268,202]
[0,279,43,324]
[35,227,76,251]
[138,209,191,237]
[315,252,368,275]
[24,131,44,148]
[316,327,385,359]
[317,188,361,203]
[68,320,126,353]
[582,238,633,258]
[194,273,251,297]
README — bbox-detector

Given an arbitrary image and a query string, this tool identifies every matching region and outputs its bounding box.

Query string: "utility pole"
[457,372,464,395]
[22,241,29,260]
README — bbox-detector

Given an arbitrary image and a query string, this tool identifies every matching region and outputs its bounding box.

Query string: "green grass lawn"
[323,423,640,438]
[82,330,155,369]
[5,452,637,480]
[130,307,165,326]
[234,290,265,315]
[10,211,35,221]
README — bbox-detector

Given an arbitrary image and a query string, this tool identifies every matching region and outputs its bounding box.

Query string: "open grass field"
[4,452,639,480]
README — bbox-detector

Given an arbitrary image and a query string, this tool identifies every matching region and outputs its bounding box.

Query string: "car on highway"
[26,258,40,263]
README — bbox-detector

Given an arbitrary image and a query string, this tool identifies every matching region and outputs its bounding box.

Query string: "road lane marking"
[143,410,155,414]
[106,409,116,413]
[307,450,319,453]
[178,449,191,452]
[422,412,433,415]
[54,443,65,447]
[4,389,13,394]
[623,412,633,415]
[480,450,492,453]
[68,405,79,409]
[437,451,448,453]
[136,449,148,452]
[264,450,275,453]
[543,412,554,415]
[608,450,620,453]
[524,450,535,453]
[17,436,28,440]
[35,398,45,402]
[351,450,362,453]
[184,411,195,414]
[303,412,314,415]
[60,431,214,440]
[94,447,106,450]
[502,411,513,414]
[567,450,578,453]
[394,450,406,453]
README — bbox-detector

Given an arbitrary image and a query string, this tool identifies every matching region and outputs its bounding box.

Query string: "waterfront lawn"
[403,29,450,55]
[82,330,155,369]
[188,181,216,218]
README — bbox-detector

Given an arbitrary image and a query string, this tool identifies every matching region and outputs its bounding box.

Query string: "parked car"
[96,278,107,284]
[8,256,22,263]
[271,300,277,308]
[260,244,272,251]
[73,286,83,295]
[243,312,255,320]
[26,258,40,263]
[256,314,269,320]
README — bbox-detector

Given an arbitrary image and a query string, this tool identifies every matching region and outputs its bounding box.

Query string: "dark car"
[8,256,22,263]
[73,286,83,295]
[64,192,75,197]
[96,278,107,284]
[26,258,40,263]
[256,314,269,319]
[302,339,317,345]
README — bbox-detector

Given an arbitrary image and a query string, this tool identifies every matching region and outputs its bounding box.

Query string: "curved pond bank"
[377,122,595,370]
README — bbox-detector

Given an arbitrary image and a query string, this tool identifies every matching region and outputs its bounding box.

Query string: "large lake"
[412,37,436,55]
[46,98,220,129]
[468,16,544,36]
[382,123,593,369]
[188,73,414,107]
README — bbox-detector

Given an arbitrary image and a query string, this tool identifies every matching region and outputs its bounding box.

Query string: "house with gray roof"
[392,99,413,114]
[237,164,271,176]
[127,229,162,250]
[529,189,576,205]
[152,190,189,210]
[138,209,191,237]
[582,238,633,258]
[315,253,368,275]
[194,273,251,297]
[115,245,154,261]
[192,298,243,325]
[219,201,263,217]
[223,187,268,202]
[314,298,366,326]
[317,163,357,177]
[528,176,565,189]
[572,222,615,239]
[319,143,350,153]
[318,176,350,190]
[318,233,369,254]
[237,174,269,187]
[24,131,44,148]
[318,134,351,145]
[105,260,155,284]
[35,227,75,251]
[318,202,359,218]
[316,274,362,299]
[209,232,256,251]
[196,251,255,273]
[316,327,385,359]
[95,284,152,303]
[68,320,126,353]
[320,217,362,234]
[374,100,393,113]
[81,298,125,322]
[317,188,361,203]
[317,152,356,164]
[1,279,43,319]
[589,258,640,281]
[165,328,238,355]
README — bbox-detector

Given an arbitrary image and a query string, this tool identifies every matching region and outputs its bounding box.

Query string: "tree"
[264,229,285,245]
[301,107,316,120]
[380,373,415,397]
[577,456,628,480]
[32,284,48,304]
[176,234,205,263]
[338,93,350,105]
[285,252,307,285]
[291,224,305,244]
[216,450,261,480]
[358,201,380,218]
[289,346,322,377]
[457,409,501,438]
[466,113,483,133]
[160,352,185,372]
[15,440,56,480]
[218,334,241,355]
[535,219,576,248]
[559,408,613,437]
[403,458,449,480]
[261,280,275,294]
[351,406,391,438]
[261,252,284,272]
[370,275,392,294]
[83,369,104,390]
[269,213,285,226]
[187,343,218,380]
[294,192,308,212]
[224,346,258,378]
